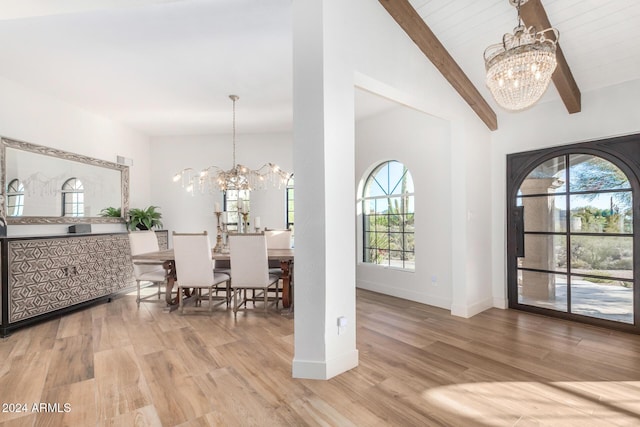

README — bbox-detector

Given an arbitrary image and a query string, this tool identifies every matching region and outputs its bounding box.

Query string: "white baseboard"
[292,349,359,380]
[356,280,451,309]
[450,296,493,318]
[493,297,508,309]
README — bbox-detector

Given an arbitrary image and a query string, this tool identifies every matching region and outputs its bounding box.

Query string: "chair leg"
[233,289,238,318]
[264,287,268,314]
[136,280,141,307]
[179,287,185,314]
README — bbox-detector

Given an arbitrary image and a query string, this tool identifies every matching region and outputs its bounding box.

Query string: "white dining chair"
[128,230,168,307]
[264,229,293,304]
[264,229,292,249]
[172,231,231,314]
[229,234,280,317]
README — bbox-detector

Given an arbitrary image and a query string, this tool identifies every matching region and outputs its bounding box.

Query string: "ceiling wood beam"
[378,0,498,131]
[520,0,581,113]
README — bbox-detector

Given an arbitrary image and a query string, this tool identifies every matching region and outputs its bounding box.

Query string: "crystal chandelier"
[173,95,291,193]
[484,0,559,111]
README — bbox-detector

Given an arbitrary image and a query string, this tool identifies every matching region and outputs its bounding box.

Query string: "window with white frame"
[7,178,24,216]
[361,160,415,270]
[62,178,84,217]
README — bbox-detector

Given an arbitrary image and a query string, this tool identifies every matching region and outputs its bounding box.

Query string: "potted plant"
[128,206,163,230]
[99,207,122,217]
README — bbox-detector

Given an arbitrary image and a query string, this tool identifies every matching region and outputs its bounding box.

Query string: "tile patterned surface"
[8,234,135,322]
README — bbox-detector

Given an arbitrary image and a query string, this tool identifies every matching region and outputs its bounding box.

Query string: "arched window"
[286,175,294,231]
[362,160,415,270]
[224,189,250,231]
[62,178,84,217]
[7,178,24,216]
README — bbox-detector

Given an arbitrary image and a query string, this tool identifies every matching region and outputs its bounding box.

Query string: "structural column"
[291,0,359,379]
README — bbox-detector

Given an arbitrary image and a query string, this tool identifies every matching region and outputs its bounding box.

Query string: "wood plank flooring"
[2,289,640,426]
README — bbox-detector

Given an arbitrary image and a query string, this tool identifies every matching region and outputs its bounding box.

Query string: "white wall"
[490,78,640,308]
[291,0,494,380]
[149,132,293,242]
[343,1,494,319]
[345,0,494,318]
[448,114,494,317]
[0,75,152,236]
[355,101,453,309]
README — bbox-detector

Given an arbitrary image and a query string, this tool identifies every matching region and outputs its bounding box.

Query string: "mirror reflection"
[7,178,24,216]
[2,138,128,224]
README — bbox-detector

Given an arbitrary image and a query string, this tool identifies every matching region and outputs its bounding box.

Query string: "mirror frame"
[0,137,129,225]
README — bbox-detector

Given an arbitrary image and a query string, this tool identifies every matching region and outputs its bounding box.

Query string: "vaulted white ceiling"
[0,0,638,136]
[408,0,640,114]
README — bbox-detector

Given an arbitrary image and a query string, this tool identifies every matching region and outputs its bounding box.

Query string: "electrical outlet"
[337,316,348,335]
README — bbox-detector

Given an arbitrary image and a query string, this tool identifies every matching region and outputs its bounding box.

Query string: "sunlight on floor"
[422,381,640,426]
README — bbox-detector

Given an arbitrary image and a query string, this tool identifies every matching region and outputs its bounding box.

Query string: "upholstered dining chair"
[128,230,168,307]
[265,229,292,274]
[264,229,292,250]
[172,231,231,314]
[214,259,231,275]
[229,234,280,317]
[264,229,293,303]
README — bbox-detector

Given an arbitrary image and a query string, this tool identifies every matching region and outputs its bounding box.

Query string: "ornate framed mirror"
[0,137,129,225]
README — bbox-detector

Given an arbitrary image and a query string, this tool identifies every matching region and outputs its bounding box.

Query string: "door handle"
[514,206,525,257]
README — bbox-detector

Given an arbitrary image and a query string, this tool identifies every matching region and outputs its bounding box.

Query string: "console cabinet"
[1,233,136,336]
[155,229,169,250]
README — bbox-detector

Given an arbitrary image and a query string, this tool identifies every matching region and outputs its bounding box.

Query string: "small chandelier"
[173,95,291,193]
[484,0,559,111]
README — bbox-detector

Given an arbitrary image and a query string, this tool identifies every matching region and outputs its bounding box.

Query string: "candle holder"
[241,212,249,234]
[221,222,230,253]
[213,211,223,252]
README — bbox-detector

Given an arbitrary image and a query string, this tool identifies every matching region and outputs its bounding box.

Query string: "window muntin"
[62,178,84,217]
[7,178,25,217]
[362,161,415,270]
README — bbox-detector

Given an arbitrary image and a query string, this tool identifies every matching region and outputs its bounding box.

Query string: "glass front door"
[507,136,640,332]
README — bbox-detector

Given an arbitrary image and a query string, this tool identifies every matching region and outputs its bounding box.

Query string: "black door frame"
[506,133,640,333]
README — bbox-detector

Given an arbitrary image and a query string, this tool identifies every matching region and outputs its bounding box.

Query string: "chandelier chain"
[231,95,237,167]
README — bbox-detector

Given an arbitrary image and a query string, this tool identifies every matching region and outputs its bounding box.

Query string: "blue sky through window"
[365,161,414,198]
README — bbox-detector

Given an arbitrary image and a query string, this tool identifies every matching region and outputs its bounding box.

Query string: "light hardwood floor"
[1,289,640,426]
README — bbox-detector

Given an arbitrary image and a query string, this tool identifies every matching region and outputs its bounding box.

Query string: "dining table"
[131,248,294,309]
